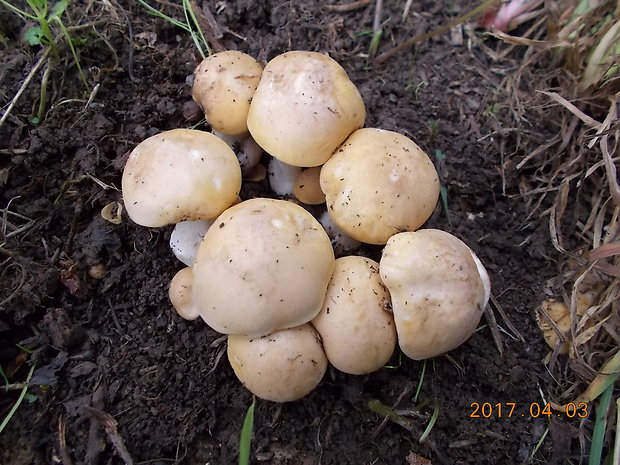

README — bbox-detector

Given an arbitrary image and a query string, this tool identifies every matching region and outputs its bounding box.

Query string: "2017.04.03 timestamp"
[469,402,589,419]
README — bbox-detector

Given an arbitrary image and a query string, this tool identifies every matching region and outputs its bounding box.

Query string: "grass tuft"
[0,364,35,433]
[238,398,255,465]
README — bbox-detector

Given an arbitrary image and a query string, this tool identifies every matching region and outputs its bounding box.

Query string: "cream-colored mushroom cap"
[169,267,200,320]
[379,229,491,360]
[294,167,325,205]
[247,51,366,167]
[122,129,241,227]
[312,256,396,375]
[193,198,335,336]
[320,128,440,245]
[192,51,263,136]
[227,324,328,402]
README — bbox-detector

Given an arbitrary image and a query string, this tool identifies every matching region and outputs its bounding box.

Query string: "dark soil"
[0,1,587,464]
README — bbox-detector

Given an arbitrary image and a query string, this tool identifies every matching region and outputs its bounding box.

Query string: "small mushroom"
[192,198,335,336]
[121,129,241,227]
[169,267,199,320]
[320,128,440,245]
[379,229,491,360]
[247,51,366,167]
[294,167,325,205]
[227,323,328,402]
[192,51,263,136]
[311,256,396,375]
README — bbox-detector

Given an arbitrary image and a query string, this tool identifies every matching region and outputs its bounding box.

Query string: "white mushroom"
[191,198,335,336]
[193,50,263,136]
[121,129,241,227]
[169,267,199,320]
[379,229,491,360]
[320,128,440,245]
[247,51,366,167]
[294,167,325,205]
[227,323,328,402]
[312,256,396,375]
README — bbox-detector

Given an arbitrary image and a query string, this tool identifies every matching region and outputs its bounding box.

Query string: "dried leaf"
[406,451,432,465]
[101,202,123,225]
[59,259,86,296]
[536,299,571,353]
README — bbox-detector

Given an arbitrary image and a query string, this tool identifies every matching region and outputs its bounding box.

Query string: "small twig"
[0,49,51,128]
[370,383,413,438]
[57,415,74,465]
[401,0,414,22]
[200,1,223,40]
[368,0,383,60]
[375,0,500,64]
[84,406,134,465]
[325,0,370,12]
[537,91,602,128]
[490,294,524,341]
[0,262,27,307]
[484,301,503,355]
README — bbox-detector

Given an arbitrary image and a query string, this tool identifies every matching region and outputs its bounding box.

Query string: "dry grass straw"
[490,0,619,403]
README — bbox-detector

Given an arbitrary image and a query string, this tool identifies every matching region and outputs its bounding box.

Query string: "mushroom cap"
[192,198,335,336]
[247,51,366,167]
[169,267,200,320]
[311,256,396,374]
[192,51,263,136]
[294,167,326,205]
[320,128,440,245]
[227,323,328,402]
[122,129,241,227]
[379,229,490,360]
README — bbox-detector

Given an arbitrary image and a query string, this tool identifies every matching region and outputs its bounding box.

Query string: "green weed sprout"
[0,0,88,123]
[238,399,255,465]
[138,0,211,59]
[0,364,35,433]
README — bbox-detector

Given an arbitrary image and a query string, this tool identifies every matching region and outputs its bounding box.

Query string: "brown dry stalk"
[374,0,501,64]
[325,0,371,12]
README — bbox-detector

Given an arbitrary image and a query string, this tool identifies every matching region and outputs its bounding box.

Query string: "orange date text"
[469,402,589,419]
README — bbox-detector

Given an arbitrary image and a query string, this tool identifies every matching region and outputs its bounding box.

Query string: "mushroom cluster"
[121,50,491,402]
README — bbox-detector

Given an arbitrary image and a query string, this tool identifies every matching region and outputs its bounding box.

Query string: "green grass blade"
[137,0,191,32]
[589,382,614,465]
[52,18,88,88]
[575,350,620,405]
[613,398,620,465]
[0,0,36,20]
[527,426,549,463]
[418,398,439,442]
[181,0,206,59]
[182,0,210,57]
[0,364,35,433]
[0,365,9,388]
[238,399,255,465]
[413,359,427,403]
